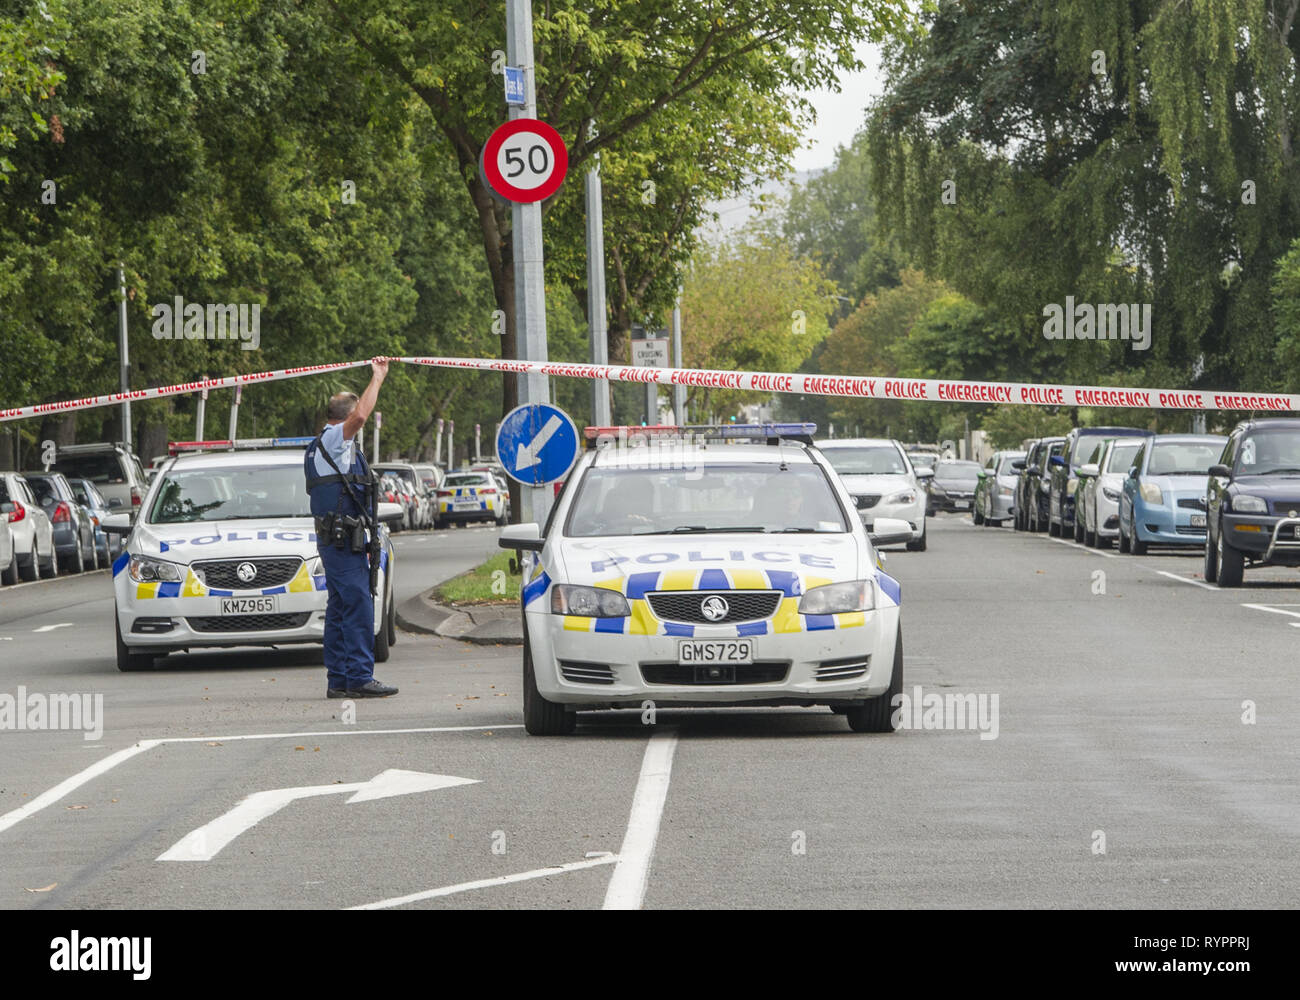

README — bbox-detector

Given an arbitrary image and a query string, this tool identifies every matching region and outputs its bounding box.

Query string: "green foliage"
[980,406,1074,450]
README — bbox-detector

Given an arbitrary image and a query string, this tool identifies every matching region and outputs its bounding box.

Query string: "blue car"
[1118,434,1228,554]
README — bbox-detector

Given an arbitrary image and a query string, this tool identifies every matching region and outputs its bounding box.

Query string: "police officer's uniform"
[305,424,384,695]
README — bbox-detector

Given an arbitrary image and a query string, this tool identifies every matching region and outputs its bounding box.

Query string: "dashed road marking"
[32,623,73,633]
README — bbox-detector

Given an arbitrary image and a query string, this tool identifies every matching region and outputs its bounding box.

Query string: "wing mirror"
[1209,464,1231,478]
[1010,459,1026,470]
[498,522,544,552]
[1078,463,1099,478]
[100,512,134,535]
[867,517,914,548]
[377,501,406,525]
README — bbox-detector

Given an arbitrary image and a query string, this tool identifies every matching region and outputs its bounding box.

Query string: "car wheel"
[41,544,57,577]
[2,551,18,585]
[69,539,85,574]
[1117,514,1131,553]
[373,589,392,663]
[495,508,508,527]
[905,521,927,552]
[523,636,575,735]
[115,614,155,672]
[386,584,398,647]
[1073,515,1084,543]
[1203,530,1219,583]
[17,545,37,582]
[90,538,100,571]
[846,622,903,733]
[1215,529,1244,587]
[1131,522,1148,556]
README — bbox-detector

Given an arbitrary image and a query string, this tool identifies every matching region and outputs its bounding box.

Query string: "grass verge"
[432,550,521,605]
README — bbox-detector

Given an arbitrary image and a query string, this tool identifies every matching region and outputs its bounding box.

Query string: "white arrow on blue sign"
[496,403,580,486]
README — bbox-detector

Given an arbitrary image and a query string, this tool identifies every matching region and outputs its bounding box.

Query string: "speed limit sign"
[479,118,569,203]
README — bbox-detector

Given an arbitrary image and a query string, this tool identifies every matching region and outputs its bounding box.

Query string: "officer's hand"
[371,357,390,380]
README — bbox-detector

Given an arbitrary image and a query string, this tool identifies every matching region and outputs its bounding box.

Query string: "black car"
[21,471,98,573]
[1048,426,1152,538]
[1204,418,1300,587]
[927,460,981,514]
[1012,436,1065,532]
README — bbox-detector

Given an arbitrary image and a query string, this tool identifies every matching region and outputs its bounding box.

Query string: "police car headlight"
[128,555,182,583]
[799,580,874,615]
[885,489,917,505]
[551,584,630,618]
[306,556,325,577]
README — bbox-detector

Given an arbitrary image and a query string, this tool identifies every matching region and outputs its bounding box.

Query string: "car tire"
[523,636,575,735]
[905,521,927,552]
[1203,531,1219,583]
[1117,515,1131,553]
[1096,533,1111,550]
[17,545,37,582]
[1073,515,1084,543]
[846,623,903,733]
[69,539,85,574]
[1131,522,1148,556]
[41,544,57,577]
[2,551,18,585]
[373,589,392,663]
[115,614,155,672]
[1215,530,1244,587]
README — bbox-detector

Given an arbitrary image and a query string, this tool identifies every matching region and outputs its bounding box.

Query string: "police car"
[498,425,912,735]
[435,470,508,528]
[103,440,402,672]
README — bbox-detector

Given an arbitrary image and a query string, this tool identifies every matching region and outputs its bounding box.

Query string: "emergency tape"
[1,354,1296,424]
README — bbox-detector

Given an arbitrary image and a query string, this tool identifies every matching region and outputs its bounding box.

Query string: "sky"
[789,40,886,174]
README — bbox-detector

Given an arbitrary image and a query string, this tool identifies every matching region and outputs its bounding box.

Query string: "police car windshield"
[445,474,489,487]
[819,446,907,476]
[148,465,310,523]
[566,464,849,537]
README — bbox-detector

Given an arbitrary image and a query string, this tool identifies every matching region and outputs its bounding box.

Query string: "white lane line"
[0,724,521,835]
[1154,570,1216,591]
[0,740,160,835]
[603,730,679,910]
[1241,603,1300,620]
[1045,535,1118,559]
[0,569,110,592]
[350,855,621,910]
[31,623,73,633]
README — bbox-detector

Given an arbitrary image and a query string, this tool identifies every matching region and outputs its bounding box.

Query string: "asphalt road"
[2,516,1297,909]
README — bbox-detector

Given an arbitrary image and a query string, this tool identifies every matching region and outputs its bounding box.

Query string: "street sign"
[631,339,670,367]
[479,118,569,204]
[496,402,579,486]
[503,66,526,105]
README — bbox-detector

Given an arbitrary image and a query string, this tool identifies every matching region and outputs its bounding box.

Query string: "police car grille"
[854,494,881,509]
[640,662,789,685]
[646,590,781,624]
[191,558,303,589]
[187,613,311,632]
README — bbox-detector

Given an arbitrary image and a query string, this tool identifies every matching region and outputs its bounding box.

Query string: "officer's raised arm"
[341,358,389,440]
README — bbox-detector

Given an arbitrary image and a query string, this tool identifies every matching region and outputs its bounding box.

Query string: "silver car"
[975,450,1025,526]
[816,438,929,551]
[0,472,57,580]
[1077,437,1146,548]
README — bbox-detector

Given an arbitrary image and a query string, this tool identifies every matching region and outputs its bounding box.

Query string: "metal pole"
[117,264,131,450]
[671,298,684,426]
[586,164,611,427]
[507,0,552,527]
[434,417,444,466]
[449,420,456,470]
[195,388,207,442]
[646,381,657,426]
[373,411,381,464]
[228,385,242,441]
[475,423,482,462]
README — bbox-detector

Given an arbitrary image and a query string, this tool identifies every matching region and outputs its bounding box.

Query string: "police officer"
[305,358,397,699]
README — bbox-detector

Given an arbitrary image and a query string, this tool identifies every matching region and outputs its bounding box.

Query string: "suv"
[51,443,149,513]
[1048,427,1152,538]
[816,438,929,550]
[1204,419,1300,587]
[1012,437,1065,532]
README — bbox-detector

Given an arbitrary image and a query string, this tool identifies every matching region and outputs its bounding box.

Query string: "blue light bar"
[682,423,817,438]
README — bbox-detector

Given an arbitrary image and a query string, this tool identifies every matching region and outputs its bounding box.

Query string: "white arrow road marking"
[514,414,562,472]
[32,623,73,632]
[158,769,478,861]
[603,730,678,910]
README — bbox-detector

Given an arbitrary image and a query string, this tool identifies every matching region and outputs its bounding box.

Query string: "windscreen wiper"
[639,525,766,534]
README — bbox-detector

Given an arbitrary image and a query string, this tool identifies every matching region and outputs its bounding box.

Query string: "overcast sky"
[790,40,886,174]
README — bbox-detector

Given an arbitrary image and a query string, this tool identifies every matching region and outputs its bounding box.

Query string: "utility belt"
[314,512,369,554]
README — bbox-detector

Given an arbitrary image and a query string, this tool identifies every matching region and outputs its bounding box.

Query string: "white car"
[1078,437,1146,548]
[815,438,929,551]
[436,470,508,528]
[0,471,57,580]
[498,438,911,735]
[104,448,401,672]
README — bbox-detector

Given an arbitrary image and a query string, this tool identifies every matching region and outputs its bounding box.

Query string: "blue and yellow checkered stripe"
[131,562,328,600]
[440,486,490,512]
[554,566,875,637]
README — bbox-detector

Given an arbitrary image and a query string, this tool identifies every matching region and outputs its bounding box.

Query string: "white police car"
[103,442,402,672]
[498,427,911,734]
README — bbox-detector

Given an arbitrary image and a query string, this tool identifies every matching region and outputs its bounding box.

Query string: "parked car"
[50,442,149,513]
[1202,419,1300,586]
[373,463,432,530]
[1076,437,1146,548]
[1048,426,1153,538]
[68,476,121,566]
[22,471,99,573]
[1117,433,1227,555]
[0,472,57,580]
[927,459,981,514]
[817,438,929,550]
[1012,436,1065,532]
[0,515,14,585]
[974,450,1025,526]
[412,464,445,497]
[435,471,508,528]
[377,473,408,531]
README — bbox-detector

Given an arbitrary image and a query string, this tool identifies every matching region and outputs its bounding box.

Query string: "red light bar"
[583,425,682,439]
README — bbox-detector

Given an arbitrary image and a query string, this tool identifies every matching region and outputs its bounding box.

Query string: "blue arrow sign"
[496,403,580,486]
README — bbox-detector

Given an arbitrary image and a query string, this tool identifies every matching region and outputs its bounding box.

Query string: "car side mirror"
[1049,455,1065,468]
[1209,464,1231,478]
[867,517,914,548]
[100,512,134,535]
[1078,463,1099,478]
[498,522,544,552]
[377,502,405,525]
[1027,466,1041,477]
[1128,466,1139,479]
[1010,460,1025,470]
